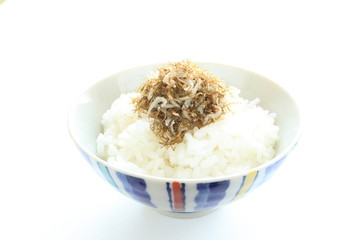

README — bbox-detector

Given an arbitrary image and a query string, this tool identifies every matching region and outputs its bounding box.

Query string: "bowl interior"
[68,63,301,174]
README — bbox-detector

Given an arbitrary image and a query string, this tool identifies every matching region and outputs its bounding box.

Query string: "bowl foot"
[155,209,217,218]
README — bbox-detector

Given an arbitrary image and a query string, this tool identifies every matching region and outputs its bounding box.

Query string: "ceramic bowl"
[68,62,301,218]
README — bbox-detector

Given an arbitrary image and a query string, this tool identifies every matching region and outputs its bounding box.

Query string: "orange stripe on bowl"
[172,182,184,211]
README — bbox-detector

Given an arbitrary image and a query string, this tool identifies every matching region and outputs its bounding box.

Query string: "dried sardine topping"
[133,60,229,146]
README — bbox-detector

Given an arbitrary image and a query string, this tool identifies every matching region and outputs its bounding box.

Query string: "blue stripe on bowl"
[194,180,230,211]
[97,162,118,189]
[166,182,173,210]
[262,155,287,184]
[115,172,156,208]
[90,160,156,208]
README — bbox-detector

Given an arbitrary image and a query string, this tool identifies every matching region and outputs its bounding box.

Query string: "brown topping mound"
[133,60,229,146]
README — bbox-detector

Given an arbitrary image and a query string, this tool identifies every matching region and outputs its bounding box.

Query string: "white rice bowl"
[96,87,279,179]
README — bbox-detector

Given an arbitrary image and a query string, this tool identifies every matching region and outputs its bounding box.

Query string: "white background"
[1,0,359,239]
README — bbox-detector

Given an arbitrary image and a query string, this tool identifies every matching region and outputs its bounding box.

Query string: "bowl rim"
[68,62,302,183]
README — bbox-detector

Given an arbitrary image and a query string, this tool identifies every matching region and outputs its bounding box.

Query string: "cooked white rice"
[96,87,279,179]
